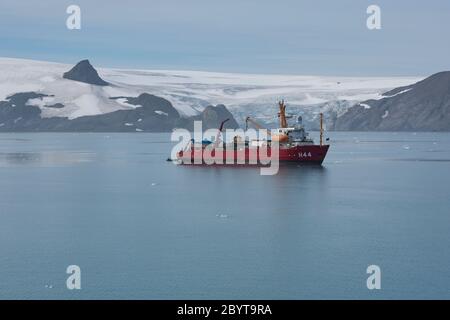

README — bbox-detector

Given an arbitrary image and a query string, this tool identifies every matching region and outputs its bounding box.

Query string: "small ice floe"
[151,182,158,186]
[135,128,143,132]
[26,96,55,107]
[381,110,389,119]
[137,118,143,122]
[402,145,410,150]
[124,123,134,126]
[216,213,229,219]
[11,104,16,107]
[45,284,53,289]
[14,117,22,123]
[359,103,371,109]
[154,110,168,116]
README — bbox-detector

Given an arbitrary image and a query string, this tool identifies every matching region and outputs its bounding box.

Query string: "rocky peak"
[63,59,109,86]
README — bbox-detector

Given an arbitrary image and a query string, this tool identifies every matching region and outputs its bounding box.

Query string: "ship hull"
[177,144,329,165]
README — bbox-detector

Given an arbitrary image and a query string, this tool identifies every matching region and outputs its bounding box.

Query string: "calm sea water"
[0,132,449,299]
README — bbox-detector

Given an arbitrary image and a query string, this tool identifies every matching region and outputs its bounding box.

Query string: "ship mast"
[320,113,323,146]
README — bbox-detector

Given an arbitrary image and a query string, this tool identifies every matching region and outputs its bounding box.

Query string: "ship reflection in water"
[0,132,449,299]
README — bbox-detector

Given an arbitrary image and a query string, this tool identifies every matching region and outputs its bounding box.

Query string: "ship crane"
[213,118,229,148]
[278,100,292,128]
[245,100,292,131]
[245,116,289,142]
[245,116,267,131]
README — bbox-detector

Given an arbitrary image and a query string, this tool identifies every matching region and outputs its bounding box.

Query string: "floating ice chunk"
[137,118,143,122]
[151,182,157,186]
[403,145,410,150]
[27,96,55,107]
[216,213,229,219]
[124,123,134,126]
[136,128,143,132]
[382,110,389,119]
[154,110,168,116]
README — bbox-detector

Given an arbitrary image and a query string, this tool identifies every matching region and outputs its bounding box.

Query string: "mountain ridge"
[0,91,238,132]
[1,57,440,132]
[333,71,450,131]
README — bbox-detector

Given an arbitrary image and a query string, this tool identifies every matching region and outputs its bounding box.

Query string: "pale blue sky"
[0,0,449,75]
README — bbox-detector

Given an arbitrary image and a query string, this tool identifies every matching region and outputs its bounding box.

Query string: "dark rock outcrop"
[44,103,65,109]
[186,104,240,131]
[112,93,180,118]
[68,94,181,132]
[0,92,240,132]
[334,71,450,131]
[0,92,46,130]
[63,60,109,86]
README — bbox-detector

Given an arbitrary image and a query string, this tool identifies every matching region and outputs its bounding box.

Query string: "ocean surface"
[0,132,449,299]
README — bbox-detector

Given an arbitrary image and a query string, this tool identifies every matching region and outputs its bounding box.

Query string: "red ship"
[176,101,330,165]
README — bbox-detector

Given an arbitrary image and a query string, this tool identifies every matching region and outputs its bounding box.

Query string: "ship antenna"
[320,113,324,146]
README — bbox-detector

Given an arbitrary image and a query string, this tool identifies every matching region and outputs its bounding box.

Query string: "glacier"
[0,57,422,129]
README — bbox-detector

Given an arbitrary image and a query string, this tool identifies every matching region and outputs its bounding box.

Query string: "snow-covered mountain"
[0,57,422,131]
[334,71,450,131]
